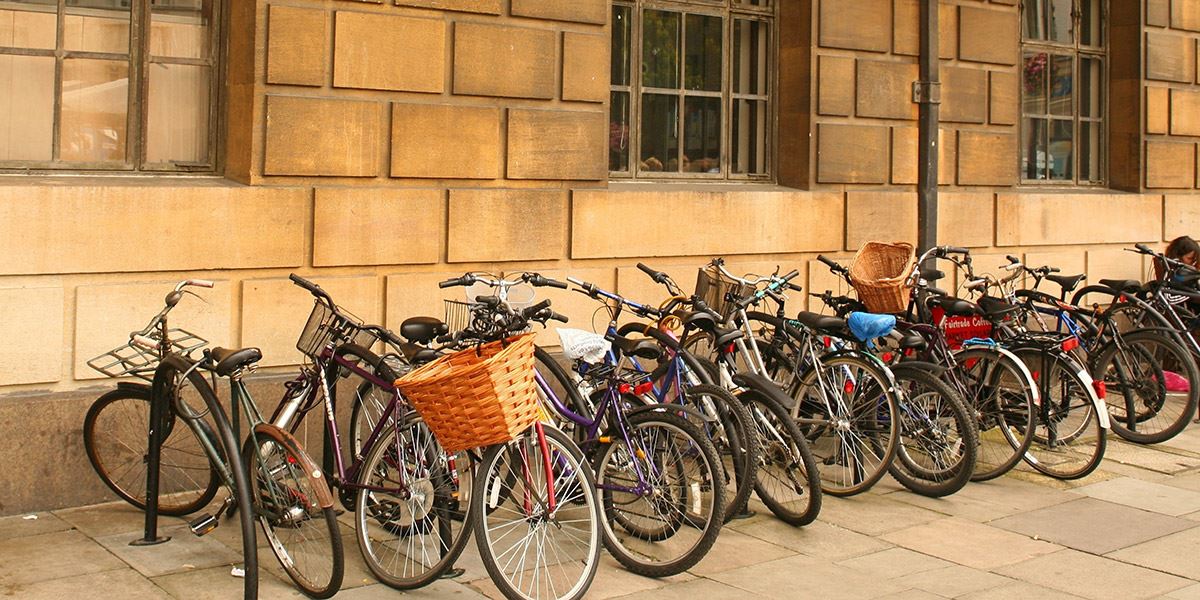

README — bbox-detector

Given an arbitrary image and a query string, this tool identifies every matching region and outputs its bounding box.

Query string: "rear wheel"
[1092,330,1200,444]
[740,389,822,526]
[888,364,978,497]
[953,348,1036,482]
[83,385,220,516]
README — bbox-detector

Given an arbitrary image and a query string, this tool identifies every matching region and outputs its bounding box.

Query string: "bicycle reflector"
[1061,337,1080,353]
[618,383,632,394]
[843,379,855,395]
[1092,380,1107,400]
[634,381,654,396]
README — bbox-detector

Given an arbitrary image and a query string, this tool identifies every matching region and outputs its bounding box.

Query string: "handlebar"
[290,273,334,306]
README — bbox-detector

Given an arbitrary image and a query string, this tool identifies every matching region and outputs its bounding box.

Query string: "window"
[1020,0,1105,184]
[0,0,220,172]
[610,0,774,180]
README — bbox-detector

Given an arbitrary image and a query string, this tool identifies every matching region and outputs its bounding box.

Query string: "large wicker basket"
[849,242,916,314]
[394,333,540,453]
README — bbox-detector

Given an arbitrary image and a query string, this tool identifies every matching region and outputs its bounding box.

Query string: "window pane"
[0,54,53,160]
[684,14,721,92]
[1023,0,1046,40]
[0,2,57,50]
[683,96,720,173]
[612,5,631,87]
[610,91,630,172]
[1079,56,1102,118]
[64,0,130,54]
[734,19,769,95]
[642,10,680,89]
[60,58,128,163]
[1049,54,1072,116]
[146,63,209,164]
[734,0,771,7]
[733,98,767,175]
[1048,0,1072,43]
[1022,52,1047,114]
[1048,119,1072,180]
[1079,120,1101,182]
[640,93,678,172]
[151,0,211,60]
[1080,0,1102,47]
[1022,117,1047,179]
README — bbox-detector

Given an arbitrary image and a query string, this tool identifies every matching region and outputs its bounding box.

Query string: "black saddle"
[898,333,928,352]
[401,316,448,344]
[678,310,718,334]
[977,295,1019,319]
[792,311,850,337]
[927,295,979,317]
[210,347,263,377]
[921,268,946,283]
[398,342,440,365]
[1099,279,1143,293]
[1046,273,1085,293]
[610,336,662,360]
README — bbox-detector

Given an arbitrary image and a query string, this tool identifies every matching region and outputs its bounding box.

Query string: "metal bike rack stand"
[129,387,170,546]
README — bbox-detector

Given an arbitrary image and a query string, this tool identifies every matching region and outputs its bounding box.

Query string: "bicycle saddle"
[791,311,850,337]
[400,316,448,344]
[977,295,1019,319]
[1045,273,1085,293]
[714,327,743,346]
[848,312,896,344]
[1099,278,1142,293]
[210,347,263,377]
[610,336,662,360]
[921,268,946,282]
[398,342,440,365]
[898,332,928,352]
[677,310,717,334]
[927,295,979,317]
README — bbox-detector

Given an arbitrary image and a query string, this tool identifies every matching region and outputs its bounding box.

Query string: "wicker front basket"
[849,241,916,314]
[394,333,539,453]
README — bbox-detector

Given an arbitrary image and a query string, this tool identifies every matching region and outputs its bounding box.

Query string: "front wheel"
[474,425,601,600]
[740,389,822,526]
[888,364,979,497]
[245,427,343,599]
[1011,347,1106,480]
[953,347,1036,482]
[1092,330,1200,444]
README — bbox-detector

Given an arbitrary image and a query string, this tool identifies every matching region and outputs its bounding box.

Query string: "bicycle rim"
[954,348,1035,481]
[1013,349,1105,480]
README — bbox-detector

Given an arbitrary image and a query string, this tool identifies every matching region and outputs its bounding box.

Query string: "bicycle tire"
[339,343,400,465]
[83,384,220,516]
[953,347,1036,482]
[356,412,475,590]
[244,426,343,598]
[888,363,979,497]
[1092,329,1200,444]
[594,410,724,577]
[738,388,822,526]
[1009,347,1106,480]
[474,425,601,600]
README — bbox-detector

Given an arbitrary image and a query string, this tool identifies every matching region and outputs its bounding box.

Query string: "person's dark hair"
[1166,236,1200,261]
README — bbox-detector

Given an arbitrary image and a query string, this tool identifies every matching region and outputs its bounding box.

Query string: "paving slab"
[875,589,949,600]
[733,518,892,561]
[1162,471,1200,493]
[996,548,1191,600]
[881,517,1061,570]
[687,527,796,576]
[152,564,304,599]
[1101,440,1200,475]
[835,547,954,579]
[0,529,125,588]
[890,564,1012,598]
[1168,583,1200,600]
[606,576,749,600]
[95,524,242,578]
[950,477,1083,513]
[336,578,487,599]
[989,497,1195,554]
[957,580,1087,599]
[54,500,187,538]
[1106,526,1200,579]
[587,553,695,599]
[0,511,73,541]
[818,495,945,537]
[710,553,907,600]
[885,487,1024,523]
[1076,476,1200,516]
[1004,464,1121,490]
[1,567,169,600]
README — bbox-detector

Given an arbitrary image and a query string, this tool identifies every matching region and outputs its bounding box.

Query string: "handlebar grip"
[289,273,322,294]
[131,334,158,350]
[787,282,803,292]
[523,299,552,317]
[1006,255,1020,264]
[1048,267,1061,273]
[186,279,215,289]
[781,269,800,282]
[548,310,568,323]
[817,255,843,271]
[945,246,970,255]
[1135,243,1154,254]
[543,277,568,289]
[439,275,471,289]
[637,262,669,284]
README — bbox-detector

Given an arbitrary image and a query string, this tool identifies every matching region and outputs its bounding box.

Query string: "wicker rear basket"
[849,242,916,314]
[394,333,539,453]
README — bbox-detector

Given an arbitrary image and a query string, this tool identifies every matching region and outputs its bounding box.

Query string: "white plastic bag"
[556,328,609,363]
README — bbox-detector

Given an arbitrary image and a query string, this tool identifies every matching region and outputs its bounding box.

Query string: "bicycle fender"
[1041,349,1109,430]
[253,423,337,509]
[891,360,948,376]
[116,381,152,393]
[817,349,900,390]
[626,402,715,424]
[988,345,1042,407]
[731,372,798,412]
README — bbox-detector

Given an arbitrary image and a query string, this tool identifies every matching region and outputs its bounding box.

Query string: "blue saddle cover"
[847,312,897,348]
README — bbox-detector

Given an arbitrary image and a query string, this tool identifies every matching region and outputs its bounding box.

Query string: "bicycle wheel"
[244,427,343,599]
[739,388,822,526]
[594,410,724,577]
[1010,347,1106,480]
[83,385,220,516]
[888,364,979,497]
[953,347,1036,482]
[356,412,475,590]
[1092,329,1200,444]
[474,425,601,600]
[677,383,758,522]
[790,354,900,496]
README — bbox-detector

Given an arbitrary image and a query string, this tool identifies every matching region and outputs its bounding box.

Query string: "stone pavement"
[12,432,1200,599]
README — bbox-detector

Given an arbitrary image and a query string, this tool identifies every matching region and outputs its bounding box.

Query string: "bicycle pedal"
[188,513,218,537]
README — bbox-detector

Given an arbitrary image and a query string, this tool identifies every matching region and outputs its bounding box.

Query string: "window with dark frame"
[610,0,774,181]
[1020,0,1105,185]
[0,0,220,173]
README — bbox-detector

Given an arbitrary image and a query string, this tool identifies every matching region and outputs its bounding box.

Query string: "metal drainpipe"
[916,0,941,260]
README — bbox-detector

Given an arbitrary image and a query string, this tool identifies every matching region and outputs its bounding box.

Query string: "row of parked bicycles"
[79,240,1200,600]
